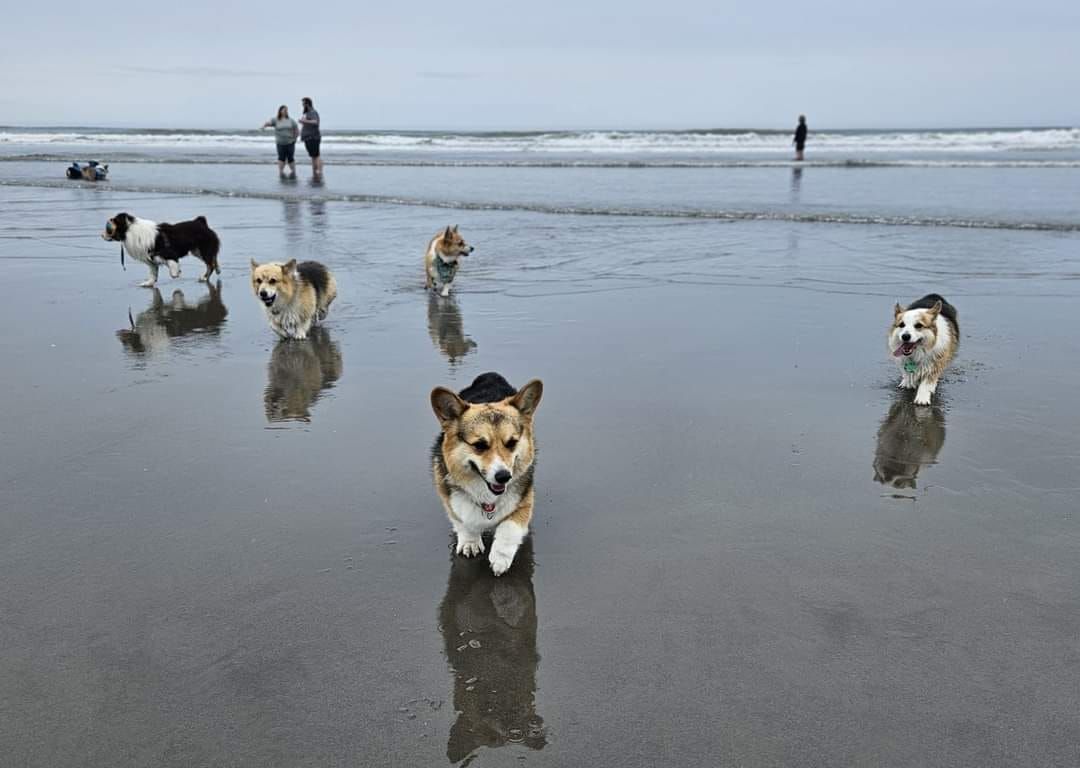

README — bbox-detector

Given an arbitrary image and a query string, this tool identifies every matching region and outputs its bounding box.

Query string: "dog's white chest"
[449,487,521,532]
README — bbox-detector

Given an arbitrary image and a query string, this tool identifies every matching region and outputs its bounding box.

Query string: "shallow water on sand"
[0,178,1078,766]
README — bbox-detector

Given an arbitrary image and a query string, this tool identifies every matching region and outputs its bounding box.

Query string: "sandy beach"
[1,144,1079,766]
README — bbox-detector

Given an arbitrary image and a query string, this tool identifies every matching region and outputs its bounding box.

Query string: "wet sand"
[1,185,1078,766]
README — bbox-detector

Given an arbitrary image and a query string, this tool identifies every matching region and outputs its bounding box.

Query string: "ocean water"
[1,128,1078,767]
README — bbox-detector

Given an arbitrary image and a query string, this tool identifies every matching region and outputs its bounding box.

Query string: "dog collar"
[481,501,496,518]
[903,359,919,373]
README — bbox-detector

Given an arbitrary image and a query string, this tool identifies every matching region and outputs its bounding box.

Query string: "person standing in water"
[299,97,323,178]
[793,115,808,161]
[262,105,299,178]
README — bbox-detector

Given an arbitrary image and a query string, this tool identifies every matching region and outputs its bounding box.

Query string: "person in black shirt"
[299,97,323,178]
[794,114,808,161]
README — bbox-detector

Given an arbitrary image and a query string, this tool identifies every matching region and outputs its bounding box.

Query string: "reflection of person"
[873,399,946,489]
[299,97,323,178]
[262,105,299,178]
[793,114,808,161]
[439,538,546,764]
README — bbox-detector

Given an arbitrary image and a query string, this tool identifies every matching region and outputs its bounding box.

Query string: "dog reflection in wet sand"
[264,327,342,422]
[427,294,477,365]
[116,282,227,356]
[439,538,545,764]
[873,399,947,489]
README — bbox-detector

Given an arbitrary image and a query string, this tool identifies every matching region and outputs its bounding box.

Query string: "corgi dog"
[889,294,959,405]
[103,212,221,287]
[250,258,337,340]
[425,225,474,297]
[430,373,543,576]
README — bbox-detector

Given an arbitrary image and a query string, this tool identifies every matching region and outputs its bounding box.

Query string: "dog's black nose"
[901,332,911,342]
[494,469,512,484]
[260,291,269,299]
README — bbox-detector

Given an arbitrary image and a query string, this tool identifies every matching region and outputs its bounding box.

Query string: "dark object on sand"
[66,161,109,181]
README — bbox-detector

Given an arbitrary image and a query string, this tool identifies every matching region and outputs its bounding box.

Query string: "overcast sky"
[2,0,1077,130]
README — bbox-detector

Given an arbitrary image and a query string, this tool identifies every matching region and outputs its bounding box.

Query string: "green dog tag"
[903,359,918,373]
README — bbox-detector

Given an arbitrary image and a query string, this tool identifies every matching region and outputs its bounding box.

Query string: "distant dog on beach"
[888,294,959,405]
[425,225,474,297]
[873,399,947,489]
[431,373,543,576]
[102,213,221,287]
[250,258,337,340]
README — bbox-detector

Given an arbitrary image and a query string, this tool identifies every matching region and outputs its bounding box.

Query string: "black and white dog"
[103,212,221,287]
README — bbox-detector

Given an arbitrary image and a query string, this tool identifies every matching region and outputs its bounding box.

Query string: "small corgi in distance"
[251,258,337,340]
[430,373,543,576]
[425,225,474,297]
[889,293,959,406]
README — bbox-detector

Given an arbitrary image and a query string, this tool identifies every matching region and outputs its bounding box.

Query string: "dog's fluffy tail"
[201,219,221,274]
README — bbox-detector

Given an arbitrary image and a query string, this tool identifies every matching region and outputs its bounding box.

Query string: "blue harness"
[435,257,458,283]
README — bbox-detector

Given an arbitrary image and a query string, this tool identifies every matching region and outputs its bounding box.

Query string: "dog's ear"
[927,300,942,319]
[452,224,459,232]
[443,226,453,240]
[431,387,468,426]
[250,259,259,271]
[509,379,543,417]
[283,258,297,275]
[893,302,905,319]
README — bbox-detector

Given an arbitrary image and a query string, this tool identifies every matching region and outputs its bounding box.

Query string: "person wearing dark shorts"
[263,105,299,178]
[299,97,323,177]
[794,114,808,161]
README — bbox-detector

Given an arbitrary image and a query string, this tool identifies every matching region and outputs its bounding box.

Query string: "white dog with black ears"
[888,293,960,405]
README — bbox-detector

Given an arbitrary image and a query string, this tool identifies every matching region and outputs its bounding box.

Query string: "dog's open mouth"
[894,341,918,357]
[470,461,506,495]
[260,295,276,307]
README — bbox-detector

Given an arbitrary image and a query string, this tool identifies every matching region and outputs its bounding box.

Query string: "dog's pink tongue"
[893,348,905,358]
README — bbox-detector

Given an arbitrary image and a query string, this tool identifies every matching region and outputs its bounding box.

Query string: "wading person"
[299,97,322,178]
[262,105,299,178]
[794,114,808,161]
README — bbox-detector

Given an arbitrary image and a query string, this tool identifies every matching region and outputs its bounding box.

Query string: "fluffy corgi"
[425,225,474,297]
[250,259,337,340]
[102,212,221,287]
[889,293,959,405]
[430,373,543,576]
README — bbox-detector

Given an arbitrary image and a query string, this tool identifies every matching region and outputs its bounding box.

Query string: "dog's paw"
[489,550,514,576]
[138,280,156,288]
[440,288,451,298]
[913,392,932,406]
[198,275,208,283]
[457,537,485,558]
